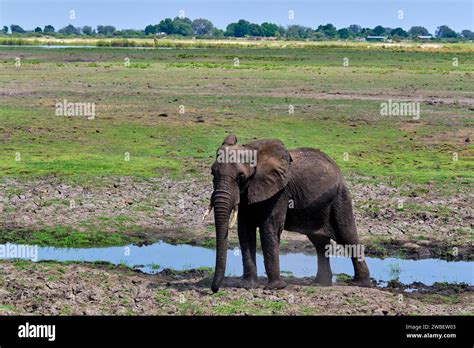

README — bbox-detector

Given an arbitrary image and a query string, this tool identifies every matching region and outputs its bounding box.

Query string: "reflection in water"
[0,241,472,286]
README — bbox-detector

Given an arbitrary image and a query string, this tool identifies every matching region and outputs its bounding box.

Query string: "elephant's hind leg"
[330,188,371,286]
[308,234,333,286]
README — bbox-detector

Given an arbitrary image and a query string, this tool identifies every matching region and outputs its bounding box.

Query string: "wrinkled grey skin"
[209,134,370,293]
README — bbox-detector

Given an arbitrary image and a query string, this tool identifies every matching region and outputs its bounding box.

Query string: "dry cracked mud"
[0,261,471,315]
[0,175,471,260]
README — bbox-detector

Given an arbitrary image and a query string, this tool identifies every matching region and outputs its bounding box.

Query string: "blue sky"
[1,0,472,33]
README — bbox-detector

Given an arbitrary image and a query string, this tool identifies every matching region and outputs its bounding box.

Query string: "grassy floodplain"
[0,39,473,315]
[0,41,473,250]
[0,42,472,182]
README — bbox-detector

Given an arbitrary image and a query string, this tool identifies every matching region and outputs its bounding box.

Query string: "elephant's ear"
[222,134,237,145]
[246,139,291,204]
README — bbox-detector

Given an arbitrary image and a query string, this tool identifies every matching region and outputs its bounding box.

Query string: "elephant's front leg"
[259,195,288,290]
[237,210,258,289]
[260,224,287,290]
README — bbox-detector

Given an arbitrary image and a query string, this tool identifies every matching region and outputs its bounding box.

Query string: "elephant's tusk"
[229,207,238,228]
[202,205,213,221]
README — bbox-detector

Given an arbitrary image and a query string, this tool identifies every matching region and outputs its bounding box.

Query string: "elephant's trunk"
[211,189,233,293]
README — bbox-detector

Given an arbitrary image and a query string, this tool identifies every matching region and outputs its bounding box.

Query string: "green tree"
[348,24,361,35]
[58,24,81,35]
[117,29,142,38]
[461,29,474,40]
[211,28,224,37]
[192,18,214,36]
[96,25,116,36]
[144,24,158,35]
[249,23,264,36]
[436,25,458,38]
[225,19,251,37]
[317,23,337,38]
[157,18,174,34]
[286,25,313,39]
[310,32,326,40]
[82,25,93,35]
[372,25,386,36]
[172,17,193,36]
[337,28,351,39]
[390,27,408,38]
[34,26,42,33]
[224,22,237,36]
[1,26,8,34]
[10,24,25,33]
[408,26,430,37]
[277,25,286,37]
[44,25,55,33]
[261,22,279,37]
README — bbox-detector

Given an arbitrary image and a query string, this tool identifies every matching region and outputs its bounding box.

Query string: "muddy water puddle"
[1,241,472,288]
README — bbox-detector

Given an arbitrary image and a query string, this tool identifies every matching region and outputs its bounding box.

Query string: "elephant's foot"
[313,274,332,286]
[264,279,287,290]
[241,276,259,289]
[353,277,372,287]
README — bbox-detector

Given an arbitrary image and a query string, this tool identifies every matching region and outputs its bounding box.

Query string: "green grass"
[0,304,17,313]
[47,275,61,282]
[13,259,33,270]
[335,273,353,283]
[195,266,214,272]
[0,46,471,187]
[0,100,471,185]
[199,238,216,248]
[214,298,284,315]
[0,226,138,247]
[214,298,250,315]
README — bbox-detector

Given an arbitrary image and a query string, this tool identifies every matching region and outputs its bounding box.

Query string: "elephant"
[205,134,370,293]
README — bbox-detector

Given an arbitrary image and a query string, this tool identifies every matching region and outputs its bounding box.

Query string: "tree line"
[3,17,473,41]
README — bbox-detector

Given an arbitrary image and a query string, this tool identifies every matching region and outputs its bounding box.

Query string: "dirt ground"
[0,175,471,260]
[0,260,471,315]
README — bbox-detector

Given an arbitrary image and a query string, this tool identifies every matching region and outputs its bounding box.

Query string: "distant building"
[366,36,387,42]
[246,36,277,41]
[417,35,433,40]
